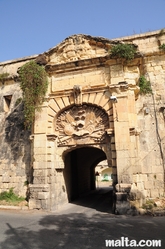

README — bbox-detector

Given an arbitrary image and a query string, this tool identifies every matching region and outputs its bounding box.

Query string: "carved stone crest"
[55,104,109,146]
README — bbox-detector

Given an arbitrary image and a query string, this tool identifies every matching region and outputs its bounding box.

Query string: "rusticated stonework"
[55,104,109,146]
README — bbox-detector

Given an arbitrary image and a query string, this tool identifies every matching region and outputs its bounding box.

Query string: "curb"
[0,205,29,210]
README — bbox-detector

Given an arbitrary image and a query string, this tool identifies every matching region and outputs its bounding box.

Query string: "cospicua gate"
[29,88,117,211]
[1,32,164,214]
[29,34,140,213]
[55,102,114,204]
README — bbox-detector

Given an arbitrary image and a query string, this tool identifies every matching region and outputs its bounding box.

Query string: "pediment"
[46,34,114,65]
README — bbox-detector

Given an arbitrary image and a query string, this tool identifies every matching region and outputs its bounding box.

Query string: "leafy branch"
[139,75,152,95]
[19,61,48,128]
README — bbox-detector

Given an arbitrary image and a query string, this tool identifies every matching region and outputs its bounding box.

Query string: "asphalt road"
[0,187,164,249]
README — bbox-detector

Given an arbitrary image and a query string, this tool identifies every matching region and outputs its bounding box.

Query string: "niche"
[3,95,12,112]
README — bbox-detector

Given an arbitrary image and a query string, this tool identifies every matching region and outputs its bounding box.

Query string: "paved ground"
[0,187,165,249]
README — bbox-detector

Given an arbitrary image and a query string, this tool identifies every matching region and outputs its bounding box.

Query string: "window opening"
[4,95,12,112]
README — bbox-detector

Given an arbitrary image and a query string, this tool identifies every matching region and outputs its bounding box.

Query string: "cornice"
[45,56,108,74]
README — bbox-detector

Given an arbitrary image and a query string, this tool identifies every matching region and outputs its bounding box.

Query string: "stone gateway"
[0,30,165,214]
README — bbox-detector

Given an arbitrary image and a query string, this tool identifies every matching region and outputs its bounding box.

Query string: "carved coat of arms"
[55,104,109,146]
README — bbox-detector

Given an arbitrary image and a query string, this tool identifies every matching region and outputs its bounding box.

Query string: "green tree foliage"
[19,61,48,128]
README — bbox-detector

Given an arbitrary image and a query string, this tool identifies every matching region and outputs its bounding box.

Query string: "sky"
[0,0,165,62]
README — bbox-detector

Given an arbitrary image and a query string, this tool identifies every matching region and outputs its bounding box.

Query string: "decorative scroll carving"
[55,104,109,146]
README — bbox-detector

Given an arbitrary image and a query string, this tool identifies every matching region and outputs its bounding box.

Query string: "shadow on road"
[1,207,165,248]
[0,186,165,249]
[69,186,114,214]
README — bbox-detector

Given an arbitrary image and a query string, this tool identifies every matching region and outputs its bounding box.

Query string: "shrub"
[15,97,22,107]
[159,43,165,52]
[109,43,137,61]
[158,29,165,36]
[0,188,25,203]
[0,73,9,84]
[142,199,155,210]
[139,75,152,95]
[19,61,48,128]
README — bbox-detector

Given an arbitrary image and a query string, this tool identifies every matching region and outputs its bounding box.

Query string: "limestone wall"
[0,81,32,196]
[0,57,36,196]
[133,53,165,201]
[115,30,165,54]
[109,30,165,204]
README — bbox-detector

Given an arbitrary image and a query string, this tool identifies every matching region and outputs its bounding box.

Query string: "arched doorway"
[63,146,108,202]
[52,102,116,212]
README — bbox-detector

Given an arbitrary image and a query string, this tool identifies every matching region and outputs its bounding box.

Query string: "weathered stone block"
[38,192,49,200]
[33,155,46,162]
[154,180,164,189]
[47,154,56,162]
[140,174,148,182]
[33,170,46,177]
[110,77,124,85]
[29,199,41,210]
[41,199,51,210]
[33,134,46,143]
[141,189,150,198]
[144,181,153,189]
[110,143,116,151]
[46,162,55,169]
[2,176,10,183]
[158,188,164,197]
[111,151,116,159]
[116,184,131,193]
[116,192,127,201]
[33,162,47,169]
[142,159,153,173]
[33,177,46,184]
[150,189,159,198]
[152,166,163,174]
[136,182,144,191]
[34,147,47,155]
[115,200,131,215]
[133,174,139,183]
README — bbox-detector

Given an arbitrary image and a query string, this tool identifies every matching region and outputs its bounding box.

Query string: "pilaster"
[109,82,140,214]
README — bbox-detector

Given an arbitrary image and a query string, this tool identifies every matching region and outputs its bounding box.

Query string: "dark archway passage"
[63,146,112,200]
[64,147,112,214]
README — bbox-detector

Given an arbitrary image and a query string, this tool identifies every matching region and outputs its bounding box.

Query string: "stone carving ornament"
[73,85,82,105]
[55,104,109,146]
